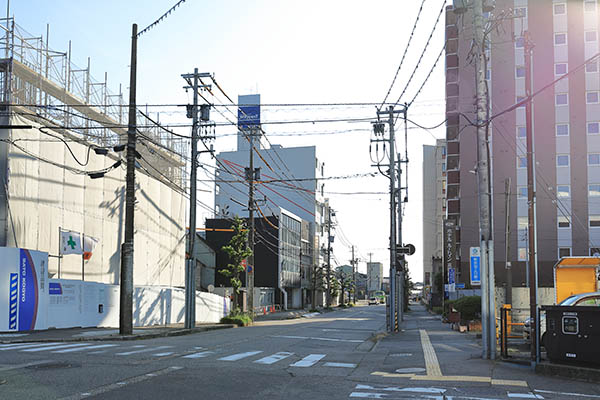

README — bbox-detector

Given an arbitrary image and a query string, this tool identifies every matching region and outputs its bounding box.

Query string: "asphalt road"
[1,304,600,399]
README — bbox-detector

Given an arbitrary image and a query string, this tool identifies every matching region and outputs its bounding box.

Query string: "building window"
[556,93,568,105]
[591,247,600,256]
[518,186,527,199]
[559,247,571,258]
[589,154,600,165]
[555,63,568,75]
[517,95,527,108]
[516,66,526,78]
[557,155,570,167]
[517,126,527,138]
[585,0,597,12]
[515,37,525,48]
[586,61,598,73]
[586,31,598,42]
[518,216,528,231]
[557,185,570,198]
[518,248,527,261]
[515,7,527,17]
[556,124,569,136]
[486,68,491,80]
[587,91,600,104]
[590,215,600,227]
[589,184,600,196]
[554,33,567,45]
[553,3,566,15]
[558,215,571,228]
[588,122,600,135]
[518,157,527,168]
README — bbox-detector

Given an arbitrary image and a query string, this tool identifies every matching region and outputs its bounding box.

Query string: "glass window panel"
[556,124,569,136]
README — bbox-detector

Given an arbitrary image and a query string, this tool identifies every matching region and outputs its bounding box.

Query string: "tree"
[337,269,355,305]
[311,264,326,308]
[220,216,252,312]
[403,268,415,312]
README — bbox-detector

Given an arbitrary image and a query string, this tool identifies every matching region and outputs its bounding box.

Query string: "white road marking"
[289,354,325,367]
[508,394,544,399]
[57,366,183,400]
[219,351,263,361]
[21,343,92,352]
[272,335,363,343]
[395,367,426,374]
[153,352,174,357]
[355,384,446,394]
[419,330,442,376]
[534,390,600,399]
[0,360,53,372]
[115,345,172,356]
[434,343,461,352]
[52,344,119,353]
[349,393,385,399]
[254,352,293,364]
[0,342,62,351]
[183,351,215,359]
[323,362,356,368]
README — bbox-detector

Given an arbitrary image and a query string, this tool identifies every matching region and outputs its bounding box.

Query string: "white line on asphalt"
[289,354,325,367]
[254,352,294,365]
[57,366,183,400]
[0,360,53,372]
[323,362,356,368]
[272,335,363,343]
[21,343,92,352]
[355,384,446,394]
[219,351,263,361]
[434,343,461,352]
[0,342,62,351]
[153,352,174,357]
[419,330,442,377]
[182,351,215,359]
[349,393,385,399]
[508,393,544,399]
[115,345,172,356]
[534,390,600,399]
[52,344,119,354]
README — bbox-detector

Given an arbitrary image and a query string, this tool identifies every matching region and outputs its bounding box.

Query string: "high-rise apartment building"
[445,1,600,291]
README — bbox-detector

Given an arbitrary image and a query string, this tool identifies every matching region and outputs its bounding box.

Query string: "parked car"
[524,291,600,345]
[368,297,379,305]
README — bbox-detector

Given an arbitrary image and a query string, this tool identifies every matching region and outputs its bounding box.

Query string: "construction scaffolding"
[0,18,186,186]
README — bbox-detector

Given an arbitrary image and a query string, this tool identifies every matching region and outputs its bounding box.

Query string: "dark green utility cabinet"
[542,305,600,366]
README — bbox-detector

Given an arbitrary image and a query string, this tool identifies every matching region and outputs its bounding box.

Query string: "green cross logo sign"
[67,236,77,250]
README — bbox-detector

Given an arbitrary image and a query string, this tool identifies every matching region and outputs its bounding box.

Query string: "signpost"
[470,247,481,286]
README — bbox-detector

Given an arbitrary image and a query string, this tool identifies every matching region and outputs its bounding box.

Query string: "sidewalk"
[0,323,235,344]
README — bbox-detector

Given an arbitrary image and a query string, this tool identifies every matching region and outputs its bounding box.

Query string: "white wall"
[46,279,230,329]
[7,114,186,286]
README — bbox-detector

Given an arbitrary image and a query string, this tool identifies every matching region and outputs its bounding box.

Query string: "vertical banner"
[444,220,456,296]
[470,247,481,286]
[1,248,48,331]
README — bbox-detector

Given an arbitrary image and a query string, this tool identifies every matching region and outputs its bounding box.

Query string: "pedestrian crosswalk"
[0,342,356,369]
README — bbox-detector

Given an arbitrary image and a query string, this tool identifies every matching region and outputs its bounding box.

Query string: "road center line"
[419,330,442,377]
[272,335,363,343]
[57,366,183,400]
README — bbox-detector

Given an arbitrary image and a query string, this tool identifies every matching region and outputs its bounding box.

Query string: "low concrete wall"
[46,279,230,329]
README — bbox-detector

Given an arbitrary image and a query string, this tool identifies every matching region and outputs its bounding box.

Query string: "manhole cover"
[26,361,78,370]
[395,367,426,373]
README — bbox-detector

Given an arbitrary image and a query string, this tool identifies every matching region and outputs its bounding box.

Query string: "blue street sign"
[448,268,455,285]
[456,283,465,289]
[470,247,481,286]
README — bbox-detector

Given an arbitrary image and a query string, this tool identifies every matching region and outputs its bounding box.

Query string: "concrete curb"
[536,361,600,383]
[0,324,237,344]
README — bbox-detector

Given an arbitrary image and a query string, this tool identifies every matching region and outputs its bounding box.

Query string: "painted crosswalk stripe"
[254,352,293,365]
[21,343,92,352]
[349,393,385,399]
[153,352,174,357]
[52,344,119,353]
[508,393,544,399]
[219,351,263,361]
[323,362,356,368]
[290,354,325,367]
[183,351,215,359]
[0,342,61,351]
[116,345,172,356]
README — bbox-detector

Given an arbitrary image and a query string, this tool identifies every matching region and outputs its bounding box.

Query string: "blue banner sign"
[470,247,481,286]
[238,94,261,130]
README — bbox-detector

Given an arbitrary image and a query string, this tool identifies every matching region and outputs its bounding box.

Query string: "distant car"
[368,297,379,305]
[524,291,600,345]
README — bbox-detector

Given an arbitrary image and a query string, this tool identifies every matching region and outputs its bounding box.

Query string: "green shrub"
[452,295,481,321]
[221,313,252,326]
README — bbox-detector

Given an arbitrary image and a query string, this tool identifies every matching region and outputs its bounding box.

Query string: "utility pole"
[326,204,333,308]
[182,69,213,329]
[245,127,261,318]
[524,31,540,365]
[474,0,496,359]
[504,178,512,305]
[120,23,137,335]
[350,245,358,303]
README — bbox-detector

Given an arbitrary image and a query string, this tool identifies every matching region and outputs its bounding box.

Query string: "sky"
[9,0,449,280]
